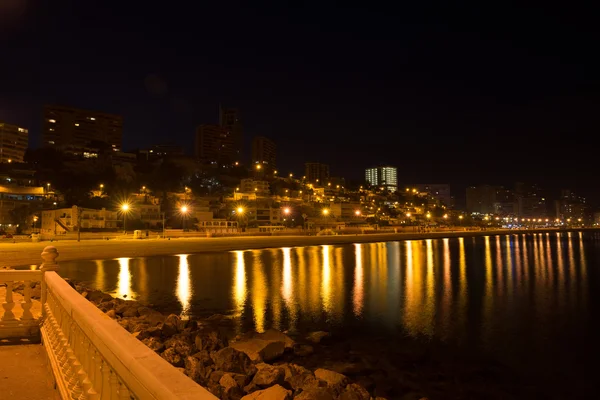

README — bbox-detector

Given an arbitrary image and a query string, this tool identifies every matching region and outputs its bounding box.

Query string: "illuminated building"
[305,162,330,183]
[42,105,122,153]
[195,124,235,164]
[251,136,276,171]
[219,106,243,161]
[365,166,397,192]
[0,121,28,163]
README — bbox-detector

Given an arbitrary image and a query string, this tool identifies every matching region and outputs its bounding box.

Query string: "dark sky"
[1,1,599,200]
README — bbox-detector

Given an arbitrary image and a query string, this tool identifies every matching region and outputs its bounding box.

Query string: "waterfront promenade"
[1,227,591,266]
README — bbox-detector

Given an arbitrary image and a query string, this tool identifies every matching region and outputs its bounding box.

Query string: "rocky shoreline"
[13,279,540,399]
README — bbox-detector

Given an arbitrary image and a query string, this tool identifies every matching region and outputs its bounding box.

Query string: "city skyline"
[1,2,599,199]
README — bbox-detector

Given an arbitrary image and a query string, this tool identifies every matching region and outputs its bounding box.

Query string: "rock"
[195,325,229,352]
[338,384,370,400]
[143,311,166,327]
[184,355,211,384]
[137,306,154,316]
[176,367,186,374]
[122,307,140,318]
[106,309,117,319]
[87,290,107,303]
[254,329,295,349]
[161,347,183,367]
[99,293,114,303]
[251,363,284,388]
[210,370,226,384]
[293,344,314,357]
[212,347,257,375]
[165,313,181,326]
[116,301,138,316]
[142,337,165,353]
[164,335,193,357]
[161,321,178,338]
[294,388,335,400]
[243,382,261,394]
[220,373,244,400]
[240,384,292,400]
[314,369,348,394]
[281,364,322,391]
[131,322,151,334]
[330,362,368,376]
[306,331,330,344]
[230,339,285,362]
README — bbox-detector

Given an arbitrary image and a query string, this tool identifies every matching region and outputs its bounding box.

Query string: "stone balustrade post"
[40,246,59,318]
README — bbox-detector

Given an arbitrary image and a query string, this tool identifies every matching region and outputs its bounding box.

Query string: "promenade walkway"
[0,289,59,399]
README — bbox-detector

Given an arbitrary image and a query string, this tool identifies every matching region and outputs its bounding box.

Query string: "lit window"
[74,123,79,126]
[48,141,55,144]
[49,128,54,131]
[18,127,27,133]
[112,144,116,147]
[90,117,96,120]
[48,119,56,123]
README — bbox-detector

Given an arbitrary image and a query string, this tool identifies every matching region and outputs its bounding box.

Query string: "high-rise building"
[305,162,330,183]
[42,105,122,153]
[466,185,497,214]
[219,106,243,162]
[365,166,397,192]
[413,184,453,207]
[195,124,235,163]
[555,189,587,221]
[0,122,28,163]
[251,136,276,170]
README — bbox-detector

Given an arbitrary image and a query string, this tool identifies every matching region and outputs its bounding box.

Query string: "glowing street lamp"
[180,206,190,230]
[406,212,411,217]
[283,207,291,215]
[355,210,361,217]
[443,214,448,219]
[237,207,244,214]
[322,209,329,216]
[256,164,262,170]
[121,203,130,233]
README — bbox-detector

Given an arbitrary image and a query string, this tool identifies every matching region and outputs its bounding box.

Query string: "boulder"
[314,369,348,394]
[142,337,165,353]
[282,364,322,391]
[161,347,184,367]
[293,344,314,357]
[106,309,117,319]
[87,290,108,303]
[251,363,284,388]
[338,384,370,400]
[116,301,139,316]
[230,339,285,362]
[165,313,181,327]
[294,388,335,400]
[123,307,140,318]
[161,321,178,338]
[212,347,257,376]
[195,325,229,352]
[164,334,193,357]
[137,306,154,316]
[306,331,330,344]
[240,384,292,400]
[254,329,295,349]
[330,362,368,376]
[220,373,244,400]
[142,311,166,327]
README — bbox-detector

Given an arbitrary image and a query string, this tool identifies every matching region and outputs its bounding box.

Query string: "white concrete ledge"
[44,271,216,399]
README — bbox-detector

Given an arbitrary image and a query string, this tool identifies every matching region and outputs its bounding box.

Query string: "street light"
[283,207,291,215]
[121,203,130,233]
[181,205,189,231]
[355,210,361,217]
[256,164,262,170]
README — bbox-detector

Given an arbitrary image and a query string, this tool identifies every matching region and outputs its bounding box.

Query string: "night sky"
[1,1,599,200]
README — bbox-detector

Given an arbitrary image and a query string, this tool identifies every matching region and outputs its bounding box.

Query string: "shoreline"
[2,227,595,267]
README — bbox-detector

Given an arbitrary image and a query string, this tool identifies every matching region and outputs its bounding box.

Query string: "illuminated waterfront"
[48,232,599,392]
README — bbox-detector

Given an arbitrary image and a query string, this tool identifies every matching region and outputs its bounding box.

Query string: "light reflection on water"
[56,233,599,381]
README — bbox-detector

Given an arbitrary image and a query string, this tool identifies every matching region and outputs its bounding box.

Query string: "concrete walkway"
[0,344,60,400]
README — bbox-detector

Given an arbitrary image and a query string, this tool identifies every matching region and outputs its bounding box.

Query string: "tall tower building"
[219,106,243,162]
[365,166,397,192]
[0,121,28,163]
[305,162,330,184]
[42,105,122,153]
[195,124,235,163]
[251,136,276,170]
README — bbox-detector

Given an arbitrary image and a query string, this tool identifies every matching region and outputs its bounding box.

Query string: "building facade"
[239,179,270,196]
[219,107,243,162]
[251,136,276,171]
[41,206,119,235]
[42,105,123,153]
[365,166,397,192]
[466,185,497,214]
[413,184,452,207]
[0,122,28,163]
[305,162,330,184]
[195,124,235,164]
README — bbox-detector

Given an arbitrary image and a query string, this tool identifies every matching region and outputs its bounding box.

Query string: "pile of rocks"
[71,282,397,400]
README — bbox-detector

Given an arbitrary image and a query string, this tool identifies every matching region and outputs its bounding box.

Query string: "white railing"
[1,246,217,400]
[0,268,43,339]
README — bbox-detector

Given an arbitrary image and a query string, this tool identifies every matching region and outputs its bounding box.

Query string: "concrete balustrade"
[0,246,217,400]
[0,269,43,339]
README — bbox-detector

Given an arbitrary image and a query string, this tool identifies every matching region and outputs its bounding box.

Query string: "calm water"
[51,232,599,387]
